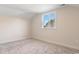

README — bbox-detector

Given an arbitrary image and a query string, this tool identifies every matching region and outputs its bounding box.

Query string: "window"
[42,12,56,29]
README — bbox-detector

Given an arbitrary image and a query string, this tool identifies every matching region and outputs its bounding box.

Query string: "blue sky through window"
[43,15,49,26]
[49,13,55,20]
[43,13,55,26]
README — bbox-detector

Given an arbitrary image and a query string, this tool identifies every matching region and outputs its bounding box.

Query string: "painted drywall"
[32,6,79,50]
[0,16,31,43]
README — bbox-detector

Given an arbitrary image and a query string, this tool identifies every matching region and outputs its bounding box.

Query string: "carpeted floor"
[0,39,79,54]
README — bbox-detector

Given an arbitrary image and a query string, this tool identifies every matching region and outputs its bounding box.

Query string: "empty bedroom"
[0,4,79,54]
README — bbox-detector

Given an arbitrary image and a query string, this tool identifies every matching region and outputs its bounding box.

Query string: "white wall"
[32,6,79,50]
[0,16,31,43]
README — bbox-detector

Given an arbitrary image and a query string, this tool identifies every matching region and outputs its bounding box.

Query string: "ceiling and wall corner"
[0,4,64,20]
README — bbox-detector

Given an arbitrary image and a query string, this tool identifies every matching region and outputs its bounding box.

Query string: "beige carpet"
[0,39,79,54]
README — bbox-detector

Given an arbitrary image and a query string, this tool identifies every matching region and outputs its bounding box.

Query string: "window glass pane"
[42,12,56,29]
[43,15,49,26]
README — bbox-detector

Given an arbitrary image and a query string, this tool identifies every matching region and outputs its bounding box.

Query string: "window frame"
[42,12,56,29]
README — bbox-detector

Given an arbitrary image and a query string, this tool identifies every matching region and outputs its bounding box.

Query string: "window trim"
[42,12,56,29]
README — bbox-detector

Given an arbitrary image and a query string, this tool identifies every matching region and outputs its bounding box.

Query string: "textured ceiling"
[0,4,78,19]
